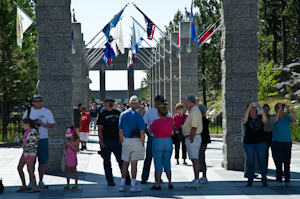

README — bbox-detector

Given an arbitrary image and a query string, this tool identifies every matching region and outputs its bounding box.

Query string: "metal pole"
[135,55,151,68]
[140,43,159,62]
[89,50,104,65]
[86,34,105,54]
[13,1,36,24]
[90,52,104,68]
[88,48,104,62]
[141,35,164,60]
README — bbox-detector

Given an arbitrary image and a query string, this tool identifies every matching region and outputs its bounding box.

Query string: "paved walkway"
[1,132,300,199]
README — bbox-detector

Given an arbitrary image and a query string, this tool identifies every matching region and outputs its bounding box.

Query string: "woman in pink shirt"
[150,105,174,190]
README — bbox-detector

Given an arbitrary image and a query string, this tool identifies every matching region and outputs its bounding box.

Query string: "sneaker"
[39,181,49,189]
[285,182,292,187]
[27,182,33,190]
[150,185,161,190]
[119,186,125,192]
[185,181,201,188]
[141,179,147,184]
[130,186,141,192]
[246,182,252,187]
[276,181,282,187]
[262,182,268,187]
[199,177,208,184]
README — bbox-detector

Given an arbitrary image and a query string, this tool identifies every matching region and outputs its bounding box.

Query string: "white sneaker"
[27,181,33,189]
[285,182,292,187]
[199,177,208,184]
[119,186,125,192]
[185,181,201,188]
[39,181,49,189]
[130,186,141,192]
[276,181,282,187]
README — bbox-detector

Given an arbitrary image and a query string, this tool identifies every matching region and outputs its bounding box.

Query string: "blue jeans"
[272,141,292,182]
[102,139,130,183]
[152,137,173,173]
[244,142,267,182]
[90,117,97,130]
[141,136,153,181]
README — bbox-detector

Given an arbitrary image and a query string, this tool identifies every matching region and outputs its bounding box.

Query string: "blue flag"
[190,1,197,42]
[131,21,146,55]
[103,6,126,40]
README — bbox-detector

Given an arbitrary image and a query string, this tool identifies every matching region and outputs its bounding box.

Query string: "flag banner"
[190,1,197,42]
[197,18,220,47]
[17,7,34,48]
[110,20,124,55]
[102,55,110,67]
[133,4,156,40]
[101,63,105,73]
[177,15,181,45]
[131,21,146,55]
[127,49,134,68]
[103,6,126,40]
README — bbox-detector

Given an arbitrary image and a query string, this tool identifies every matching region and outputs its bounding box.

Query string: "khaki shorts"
[185,134,202,160]
[121,138,145,162]
[79,132,89,142]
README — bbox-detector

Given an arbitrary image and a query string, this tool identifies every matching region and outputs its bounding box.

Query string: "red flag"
[177,15,181,45]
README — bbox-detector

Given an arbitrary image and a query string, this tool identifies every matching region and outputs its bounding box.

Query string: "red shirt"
[172,113,187,130]
[150,118,173,138]
[79,112,91,132]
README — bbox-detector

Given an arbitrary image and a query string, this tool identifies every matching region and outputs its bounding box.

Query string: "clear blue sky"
[71,0,193,90]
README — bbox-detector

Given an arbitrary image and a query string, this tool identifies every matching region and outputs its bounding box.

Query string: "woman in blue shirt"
[272,103,297,186]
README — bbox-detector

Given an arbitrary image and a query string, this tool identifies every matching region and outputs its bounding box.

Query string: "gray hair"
[198,104,207,114]
[186,95,196,104]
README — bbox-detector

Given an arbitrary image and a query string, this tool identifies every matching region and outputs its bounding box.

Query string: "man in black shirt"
[97,98,130,186]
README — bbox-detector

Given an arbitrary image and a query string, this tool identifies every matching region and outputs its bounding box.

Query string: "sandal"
[63,186,70,190]
[16,187,27,192]
[27,189,40,193]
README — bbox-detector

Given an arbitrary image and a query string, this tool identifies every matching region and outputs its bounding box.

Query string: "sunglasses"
[176,106,183,109]
[263,107,270,110]
[106,100,114,102]
[33,100,42,103]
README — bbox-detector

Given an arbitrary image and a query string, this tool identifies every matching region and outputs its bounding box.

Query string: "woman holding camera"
[242,102,268,186]
[272,103,297,186]
[172,103,188,165]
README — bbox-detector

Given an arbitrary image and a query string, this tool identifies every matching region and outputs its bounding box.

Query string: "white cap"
[33,94,42,99]
[129,95,139,104]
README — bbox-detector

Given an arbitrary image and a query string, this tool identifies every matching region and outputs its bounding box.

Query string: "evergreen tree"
[0,0,38,140]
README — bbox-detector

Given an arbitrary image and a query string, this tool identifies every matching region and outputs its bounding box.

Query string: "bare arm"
[261,109,267,124]
[273,104,283,123]
[189,127,197,143]
[242,104,252,124]
[65,139,79,151]
[119,129,124,143]
[286,105,297,122]
[140,130,145,146]
[36,119,55,129]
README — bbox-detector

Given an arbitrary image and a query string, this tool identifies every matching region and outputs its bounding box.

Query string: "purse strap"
[123,115,134,131]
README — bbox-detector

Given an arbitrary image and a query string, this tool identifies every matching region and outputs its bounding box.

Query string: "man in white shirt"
[141,95,170,184]
[22,94,55,189]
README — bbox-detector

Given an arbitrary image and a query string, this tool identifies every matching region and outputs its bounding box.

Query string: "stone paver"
[1,132,300,199]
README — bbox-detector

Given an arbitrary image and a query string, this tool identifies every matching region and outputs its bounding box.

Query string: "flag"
[100,63,105,73]
[177,15,181,45]
[127,49,134,68]
[190,1,197,42]
[133,4,156,40]
[102,6,126,40]
[110,20,124,56]
[131,21,146,55]
[197,18,221,47]
[17,7,34,48]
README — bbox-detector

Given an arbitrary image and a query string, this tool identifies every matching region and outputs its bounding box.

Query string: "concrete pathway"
[1,132,300,199]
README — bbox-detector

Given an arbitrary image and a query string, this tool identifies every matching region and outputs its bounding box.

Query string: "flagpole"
[199,24,221,48]
[139,34,164,60]
[90,52,104,68]
[13,1,36,24]
[132,3,179,49]
[131,17,170,56]
[84,4,128,48]
[86,34,105,54]
[137,48,152,64]
[129,45,151,68]
[140,43,159,62]
[135,55,151,68]
[89,50,105,65]
[87,39,106,59]
[88,47,104,62]
[197,18,220,43]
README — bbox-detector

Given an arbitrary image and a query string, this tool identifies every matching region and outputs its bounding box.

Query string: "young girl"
[14,118,40,193]
[63,126,80,190]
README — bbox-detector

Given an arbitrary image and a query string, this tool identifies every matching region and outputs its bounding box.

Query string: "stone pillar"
[157,47,162,95]
[100,71,106,101]
[71,23,83,107]
[150,67,153,106]
[127,68,134,100]
[159,46,164,97]
[154,52,158,97]
[164,39,171,104]
[221,0,258,170]
[151,63,155,106]
[36,0,72,173]
[170,32,179,116]
[179,21,198,105]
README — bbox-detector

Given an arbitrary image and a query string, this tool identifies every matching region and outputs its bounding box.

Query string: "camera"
[252,102,258,106]
[282,104,286,108]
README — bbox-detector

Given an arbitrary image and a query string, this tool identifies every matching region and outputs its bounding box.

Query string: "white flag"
[127,49,133,68]
[17,7,34,48]
[116,21,124,54]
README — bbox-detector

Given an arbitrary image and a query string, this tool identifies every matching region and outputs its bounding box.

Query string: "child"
[79,106,91,150]
[14,118,40,193]
[63,126,80,190]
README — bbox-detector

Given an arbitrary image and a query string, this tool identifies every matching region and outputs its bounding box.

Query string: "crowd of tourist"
[13,93,298,194]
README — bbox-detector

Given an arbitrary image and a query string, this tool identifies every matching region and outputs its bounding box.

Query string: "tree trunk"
[264,0,271,62]
[202,51,207,107]
[281,0,287,66]
[273,31,278,64]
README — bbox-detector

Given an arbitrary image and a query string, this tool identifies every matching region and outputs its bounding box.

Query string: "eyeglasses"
[33,100,42,103]
[176,106,183,109]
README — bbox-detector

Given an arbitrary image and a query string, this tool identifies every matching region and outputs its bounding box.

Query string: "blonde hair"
[157,105,168,117]
[175,103,183,109]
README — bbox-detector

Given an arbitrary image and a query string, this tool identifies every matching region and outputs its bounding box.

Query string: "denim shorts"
[152,137,173,173]
[36,139,49,164]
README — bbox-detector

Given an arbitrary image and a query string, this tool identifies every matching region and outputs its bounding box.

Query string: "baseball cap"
[154,95,165,103]
[33,94,42,99]
[129,95,139,104]
[104,98,115,103]
[65,126,76,137]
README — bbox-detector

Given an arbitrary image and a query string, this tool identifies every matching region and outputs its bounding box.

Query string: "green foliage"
[257,61,281,100]
[139,70,150,102]
[89,89,95,103]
